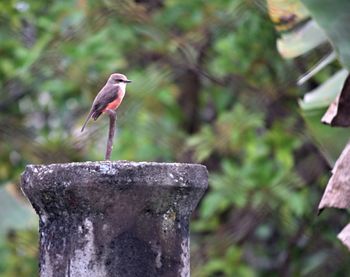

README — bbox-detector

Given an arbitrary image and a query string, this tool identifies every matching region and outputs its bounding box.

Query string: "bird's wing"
[81,85,120,132]
[91,85,120,120]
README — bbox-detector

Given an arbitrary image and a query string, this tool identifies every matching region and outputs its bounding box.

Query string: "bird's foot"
[106,109,117,119]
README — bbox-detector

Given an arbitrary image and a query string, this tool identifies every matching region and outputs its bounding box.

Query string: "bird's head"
[107,73,132,87]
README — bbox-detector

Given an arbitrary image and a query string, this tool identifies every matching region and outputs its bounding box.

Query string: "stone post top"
[21,161,208,190]
[21,161,208,219]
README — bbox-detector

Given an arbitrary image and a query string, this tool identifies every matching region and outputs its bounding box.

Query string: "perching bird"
[81,73,131,132]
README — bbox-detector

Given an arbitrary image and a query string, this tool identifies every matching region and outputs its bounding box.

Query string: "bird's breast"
[103,89,125,111]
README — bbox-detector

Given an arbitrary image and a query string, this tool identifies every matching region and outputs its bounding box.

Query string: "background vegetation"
[0,0,349,276]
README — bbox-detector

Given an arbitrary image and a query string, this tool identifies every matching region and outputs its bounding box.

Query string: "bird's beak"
[125,80,132,83]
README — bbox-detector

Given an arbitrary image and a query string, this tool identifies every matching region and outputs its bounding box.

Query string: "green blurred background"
[0,0,349,276]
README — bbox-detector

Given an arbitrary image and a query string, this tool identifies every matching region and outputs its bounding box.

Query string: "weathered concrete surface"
[21,161,208,277]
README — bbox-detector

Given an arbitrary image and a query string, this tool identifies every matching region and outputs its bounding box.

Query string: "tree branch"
[105,110,117,160]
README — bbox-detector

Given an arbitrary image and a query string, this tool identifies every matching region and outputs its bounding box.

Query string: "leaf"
[299,69,348,110]
[299,70,350,166]
[337,223,350,251]
[267,0,310,31]
[297,51,336,85]
[301,107,350,165]
[302,0,350,70]
[277,20,328,58]
[200,192,230,219]
[321,74,350,127]
[318,141,350,211]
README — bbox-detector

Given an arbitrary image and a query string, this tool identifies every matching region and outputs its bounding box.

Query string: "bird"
[81,73,131,132]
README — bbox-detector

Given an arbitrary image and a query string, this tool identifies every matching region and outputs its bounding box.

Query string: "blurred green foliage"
[0,0,349,276]
[0,230,38,277]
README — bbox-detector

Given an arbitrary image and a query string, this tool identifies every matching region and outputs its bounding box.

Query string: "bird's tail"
[81,110,94,132]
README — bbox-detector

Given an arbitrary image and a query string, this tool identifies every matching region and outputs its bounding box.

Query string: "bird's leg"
[105,109,117,160]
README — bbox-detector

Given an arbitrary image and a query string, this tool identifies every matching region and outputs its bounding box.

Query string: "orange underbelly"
[102,97,122,112]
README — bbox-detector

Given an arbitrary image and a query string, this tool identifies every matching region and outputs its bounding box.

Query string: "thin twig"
[105,110,117,160]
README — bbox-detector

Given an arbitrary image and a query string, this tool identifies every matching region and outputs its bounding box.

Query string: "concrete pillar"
[21,161,208,277]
